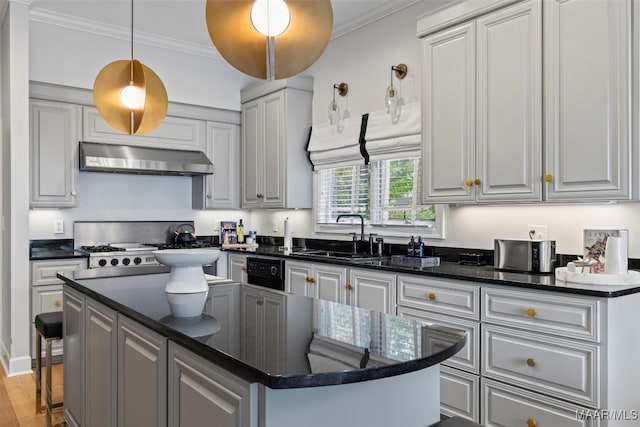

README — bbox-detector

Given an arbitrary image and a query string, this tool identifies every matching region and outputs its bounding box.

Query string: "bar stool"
[35,311,64,427]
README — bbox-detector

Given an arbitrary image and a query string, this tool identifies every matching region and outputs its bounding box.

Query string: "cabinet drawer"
[398,275,479,320]
[482,287,599,341]
[482,324,599,407]
[441,366,479,422]
[33,286,64,313]
[398,306,479,374]
[482,378,599,427]
[31,259,87,286]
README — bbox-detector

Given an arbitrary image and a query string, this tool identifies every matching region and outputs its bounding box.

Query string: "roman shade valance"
[364,102,421,161]
[306,115,367,169]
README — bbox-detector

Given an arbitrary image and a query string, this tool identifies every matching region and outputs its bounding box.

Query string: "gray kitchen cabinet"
[228,253,248,283]
[168,342,256,427]
[240,76,313,209]
[117,315,167,427]
[347,268,396,314]
[31,258,87,359]
[30,99,81,208]
[543,0,632,201]
[85,298,117,427]
[285,260,348,304]
[83,106,206,151]
[193,121,240,209]
[420,0,542,204]
[63,285,85,427]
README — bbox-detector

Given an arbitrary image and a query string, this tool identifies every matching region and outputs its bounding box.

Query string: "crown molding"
[28,7,223,60]
[331,0,421,39]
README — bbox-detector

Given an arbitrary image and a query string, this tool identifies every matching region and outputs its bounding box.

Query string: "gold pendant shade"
[93,59,168,135]
[205,0,333,80]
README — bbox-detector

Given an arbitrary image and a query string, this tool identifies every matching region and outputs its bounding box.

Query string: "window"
[315,157,443,236]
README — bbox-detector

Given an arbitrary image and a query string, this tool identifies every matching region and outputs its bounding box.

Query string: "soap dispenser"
[408,236,415,256]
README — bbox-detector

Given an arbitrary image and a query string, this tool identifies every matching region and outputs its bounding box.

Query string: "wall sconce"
[385,63,408,116]
[205,0,333,80]
[328,83,348,125]
[93,0,168,135]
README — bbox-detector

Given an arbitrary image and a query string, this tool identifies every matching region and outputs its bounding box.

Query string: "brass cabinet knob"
[464,179,473,187]
[428,293,436,301]
[346,284,354,291]
[526,358,536,367]
[474,178,481,185]
[543,174,553,183]
[55,300,62,307]
[241,265,247,271]
[308,277,315,283]
[527,418,537,427]
[526,308,536,317]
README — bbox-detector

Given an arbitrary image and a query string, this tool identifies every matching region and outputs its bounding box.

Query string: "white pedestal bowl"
[153,249,221,317]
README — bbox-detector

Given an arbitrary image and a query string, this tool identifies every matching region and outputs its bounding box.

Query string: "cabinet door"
[228,253,248,283]
[168,342,254,427]
[30,99,80,208]
[85,299,117,427]
[261,91,285,207]
[63,286,85,427]
[241,288,264,368]
[476,0,541,202]
[544,0,631,200]
[241,100,262,207]
[348,268,396,314]
[196,122,240,209]
[285,260,312,296]
[262,293,285,373]
[206,285,240,356]
[117,316,167,427]
[422,22,476,203]
[31,259,88,286]
[83,107,206,151]
[314,264,348,304]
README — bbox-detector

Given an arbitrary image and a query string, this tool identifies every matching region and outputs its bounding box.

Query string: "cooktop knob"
[110,258,119,266]
[98,259,107,267]
[133,257,142,265]
[122,258,131,266]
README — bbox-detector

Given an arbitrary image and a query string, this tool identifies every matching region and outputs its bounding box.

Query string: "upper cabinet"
[543,0,632,201]
[83,106,206,151]
[421,0,541,204]
[240,77,313,209]
[192,121,240,209]
[30,99,81,208]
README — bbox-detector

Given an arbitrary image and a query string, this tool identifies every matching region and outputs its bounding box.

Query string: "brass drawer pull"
[241,265,247,271]
[427,293,436,301]
[526,308,536,317]
[346,284,353,291]
[526,358,536,367]
[464,179,473,187]
[543,174,552,183]
[474,178,481,185]
[527,418,537,427]
[308,277,315,283]
[55,300,62,307]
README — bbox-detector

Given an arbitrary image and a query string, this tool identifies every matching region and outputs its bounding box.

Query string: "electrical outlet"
[527,224,547,240]
[272,220,278,232]
[54,220,64,234]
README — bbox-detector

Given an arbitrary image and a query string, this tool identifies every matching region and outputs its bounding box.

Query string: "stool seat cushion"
[35,312,63,339]
[429,416,483,427]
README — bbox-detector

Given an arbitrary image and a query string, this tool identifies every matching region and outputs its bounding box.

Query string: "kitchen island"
[59,269,467,427]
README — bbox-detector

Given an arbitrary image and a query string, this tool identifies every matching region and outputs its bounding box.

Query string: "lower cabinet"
[441,366,480,421]
[85,299,117,427]
[168,342,255,427]
[347,268,396,314]
[117,316,167,427]
[285,260,348,303]
[228,253,248,283]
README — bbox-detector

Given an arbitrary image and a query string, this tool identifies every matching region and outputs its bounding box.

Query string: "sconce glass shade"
[250,0,291,36]
[205,0,332,80]
[93,59,168,135]
[385,85,398,116]
[328,100,340,125]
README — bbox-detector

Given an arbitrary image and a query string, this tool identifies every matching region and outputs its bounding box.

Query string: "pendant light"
[205,0,333,80]
[93,0,168,135]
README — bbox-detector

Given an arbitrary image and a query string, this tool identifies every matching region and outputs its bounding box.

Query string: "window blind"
[316,165,369,223]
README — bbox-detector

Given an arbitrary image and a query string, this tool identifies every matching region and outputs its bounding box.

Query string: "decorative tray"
[221,243,259,249]
[555,267,640,285]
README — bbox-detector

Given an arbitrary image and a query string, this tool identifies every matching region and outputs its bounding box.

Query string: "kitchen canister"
[604,236,628,274]
[283,218,293,250]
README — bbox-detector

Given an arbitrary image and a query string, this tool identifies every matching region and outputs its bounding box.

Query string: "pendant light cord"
[128,0,134,83]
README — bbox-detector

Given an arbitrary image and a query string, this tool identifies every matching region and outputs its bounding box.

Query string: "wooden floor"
[0,362,64,426]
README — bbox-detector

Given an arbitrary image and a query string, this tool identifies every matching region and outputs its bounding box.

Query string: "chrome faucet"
[336,214,365,241]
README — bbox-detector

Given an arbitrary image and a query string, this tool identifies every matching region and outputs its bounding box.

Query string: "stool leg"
[46,338,53,427]
[35,330,43,414]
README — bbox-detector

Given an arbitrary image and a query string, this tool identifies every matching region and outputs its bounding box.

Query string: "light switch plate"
[54,220,64,234]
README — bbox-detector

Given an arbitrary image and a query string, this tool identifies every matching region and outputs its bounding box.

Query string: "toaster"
[494,239,556,273]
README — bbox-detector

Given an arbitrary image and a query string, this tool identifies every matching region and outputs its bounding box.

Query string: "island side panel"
[259,365,441,427]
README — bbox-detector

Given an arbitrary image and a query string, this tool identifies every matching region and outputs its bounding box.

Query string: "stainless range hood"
[79,141,213,176]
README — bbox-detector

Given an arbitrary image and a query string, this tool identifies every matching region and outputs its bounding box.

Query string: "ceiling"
[30,0,422,50]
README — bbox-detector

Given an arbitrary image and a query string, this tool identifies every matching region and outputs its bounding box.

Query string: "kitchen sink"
[290,249,390,263]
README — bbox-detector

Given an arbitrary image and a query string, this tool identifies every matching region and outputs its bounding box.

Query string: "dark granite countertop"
[225,246,640,298]
[30,239,88,261]
[58,270,467,389]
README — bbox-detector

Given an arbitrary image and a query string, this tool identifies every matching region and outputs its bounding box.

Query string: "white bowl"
[166,291,209,318]
[153,249,220,267]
